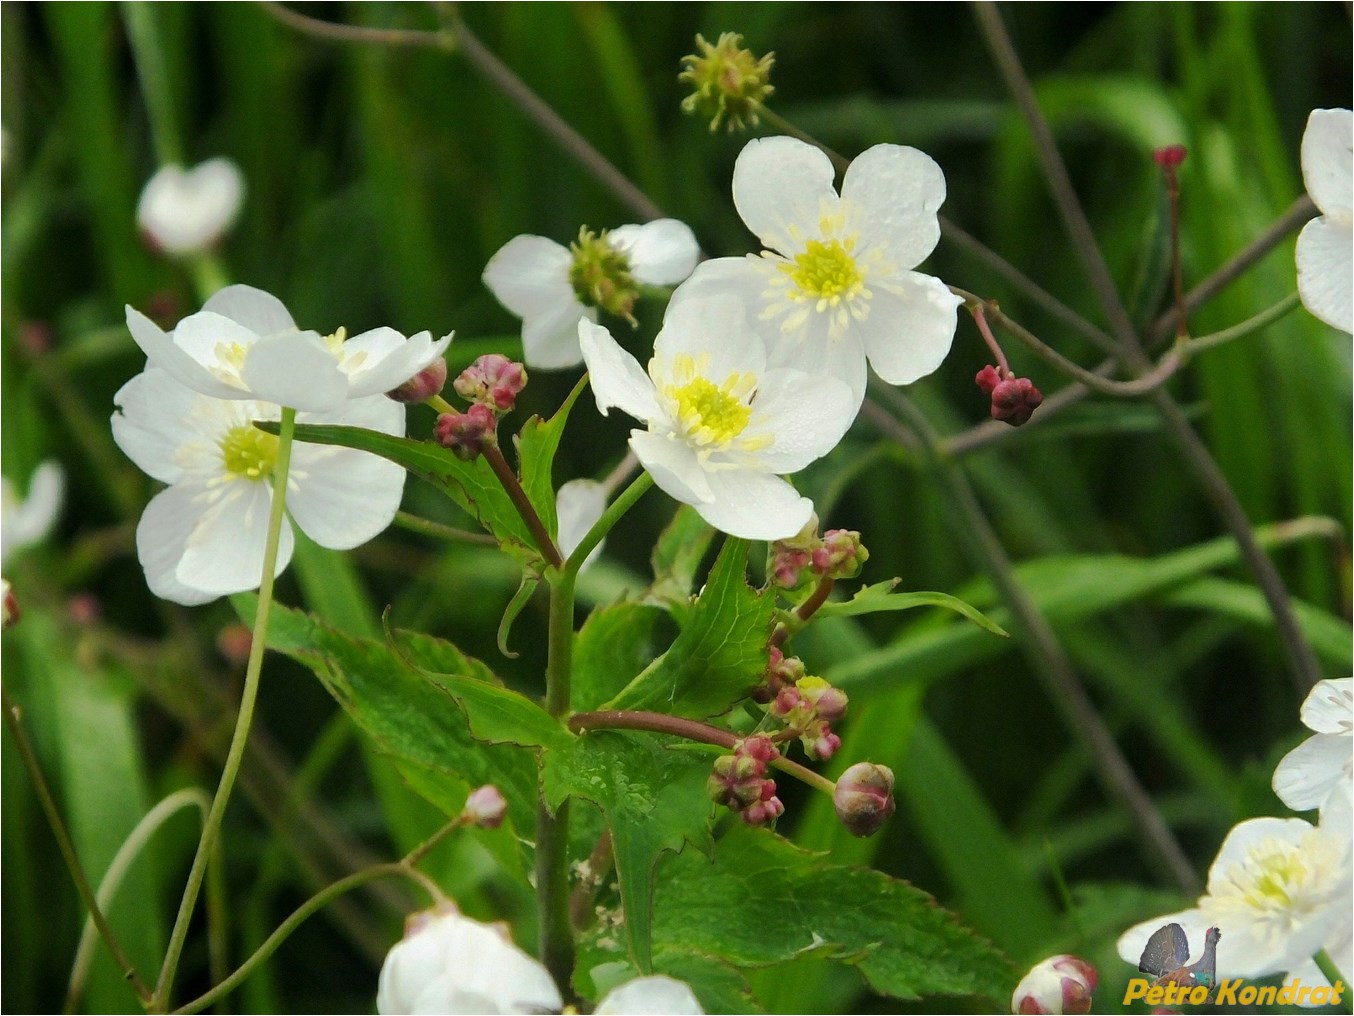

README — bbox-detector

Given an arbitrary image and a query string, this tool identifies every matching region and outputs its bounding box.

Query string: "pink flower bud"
[453,354,528,412]
[740,780,784,825]
[463,785,508,829]
[982,371,1043,427]
[975,364,1003,394]
[754,646,806,703]
[1152,144,1188,169]
[1010,955,1097,1015]
[736,733,779,766]
[770,685,802,718]
[811,529,868,580]
[2,580,19,630]
[434,404,498,460]
[387,358,448,404]
[215,622,253,665]
[807,730,841,761]
[769,545,812,588]
[66,593,102,625]
[833,762,895,837]
[803,683,848,723]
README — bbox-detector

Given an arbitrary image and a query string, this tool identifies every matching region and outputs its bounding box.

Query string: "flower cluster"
[379,903,703,1014]
[708,734,784,826]
[1117,677,1354,988]
[769,523,870,591]
[114,285,450,604]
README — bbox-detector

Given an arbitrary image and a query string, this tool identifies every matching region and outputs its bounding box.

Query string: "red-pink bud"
[807,730,841,761]
[975,364,1003,394]
[2,580,19,630]
[740,780,784,825]
[811,529,868,580]
[1152,144,1187,169]
[454,354,528,412]
[66,593,102,625]
[989,375,1043,427]
[833,762,895,837]
[754,647,806,703]
[803,683,848,723]
[1011,955,1097,1015]
[463,785,508,829]
[387,358,448,404]
[435,404,499,460]
[215,623,253,665]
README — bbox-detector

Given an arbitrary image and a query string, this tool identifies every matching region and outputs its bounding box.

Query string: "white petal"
[201,284,297,336]
[111,368,206,483]
[740,368,856,473]
[1273,734,1352,811]
[628,429,714,504]
[1,461,65,564]
[483,234,576,317]
[523,300,591,370]
[288,397,406,549]
[855,271,962,387]
[1296,216,1354,334]
[136,159,245,255]
[733,136,839,252]
[698,469,815,540]
[1301,109,1353,218]
[343,329,454,398]
[1206,816,1315,895]
[610,219,701,286]
[556,478,608,569]
[240,331,350,411]
[579,319,661,423]
[764,324,869,411]
[125,306,245,400]
[1301,678,1354,733]
[842,144,948,270]
[654,292,767,383]
[176,481,295,595]
[595,976,704,1015]
[135,486,224,606]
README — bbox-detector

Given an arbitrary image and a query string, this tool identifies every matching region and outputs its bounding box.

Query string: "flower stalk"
[153,407,297,1012]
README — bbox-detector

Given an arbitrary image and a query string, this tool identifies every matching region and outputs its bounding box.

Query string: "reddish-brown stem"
[1162,164,1189,340]
[482,444,564,569]
[770,576,835,649]
[970,303,1012,377]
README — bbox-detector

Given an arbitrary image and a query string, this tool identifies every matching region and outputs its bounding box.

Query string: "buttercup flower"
[137,158,245,256]
[1,460,64,566]
[1273,678,1353,815]
[579,293,854,540]
[483,219,700,369]
[595,975,704,1014]
[1116,796,1353,986]
[126,284,451,413]
[111,367,405,605]
[377,905,563,1015]
[669,136,961,407]
[1295,109,1352,334]
[556,478,608,569]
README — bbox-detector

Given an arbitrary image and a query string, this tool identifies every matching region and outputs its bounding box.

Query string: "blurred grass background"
[1,2,1350,1012]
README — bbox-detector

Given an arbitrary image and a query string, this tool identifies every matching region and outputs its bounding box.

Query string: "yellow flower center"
[671,376,752,445]
[1238,842,1306,909]
[219,424,279,481]
[785,238,865,305]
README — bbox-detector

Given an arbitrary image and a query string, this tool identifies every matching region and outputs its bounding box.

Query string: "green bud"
[678,32,775,134]
[568,227,639,323]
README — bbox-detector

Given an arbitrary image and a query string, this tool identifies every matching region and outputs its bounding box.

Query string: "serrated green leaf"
[543,731,714,972]
[646,504,716,608]
[497,575,540,660]
[572,601,668,711]
[652,825,1015,1007]
[267,421,545,566]
[815,580,1010,637]
[237,597,546,842]
[604,538,775,719]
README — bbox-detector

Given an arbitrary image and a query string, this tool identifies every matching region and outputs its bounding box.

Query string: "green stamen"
[220,425,279,481]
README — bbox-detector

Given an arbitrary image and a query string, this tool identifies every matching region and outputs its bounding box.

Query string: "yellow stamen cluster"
[661,353,761,450]
[569,228,639,323]
[219,424,279,481]
[785,238,866,308]
[679,32,775,134]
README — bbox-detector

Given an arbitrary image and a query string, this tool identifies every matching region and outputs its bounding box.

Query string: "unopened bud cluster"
[769,673,848,761]
[462,784,508,829]
[768,521,869,591]
[976,364,1043,427]
[569,228,640,322]
[678,32,775,134]
[433,354,530,460]
[708,734,783,825]
[1010,954,1098,1015]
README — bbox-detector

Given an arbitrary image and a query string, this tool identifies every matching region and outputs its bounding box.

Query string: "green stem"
[187,254,231,302]
[153,408,298,1012]
[565,471,653,581]
[1313,950,1351,1013]
[123,3,184,166]
[1,685,152,1006]
[171,863,440,1016]
[393,510,498,546]
[1184,292,1302,356]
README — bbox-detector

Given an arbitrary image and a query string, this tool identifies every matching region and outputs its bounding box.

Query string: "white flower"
[1,460,64,566]
[579,293,854,541]
[377,905,563,1015]
[668,136,961,408]
[556,478,608,570]
[595,975,704,1014]
[125,284,452,413]
[111,367,405,605]
[1009,954,1097,1015]
[483,219,700,370]
[1274,678,1354,814]
[137,158,246,256]
[1116,797,1353,987]
[1296,109,1352,334]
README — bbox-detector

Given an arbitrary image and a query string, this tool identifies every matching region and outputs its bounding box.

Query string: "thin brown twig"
[257,0,451,49]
